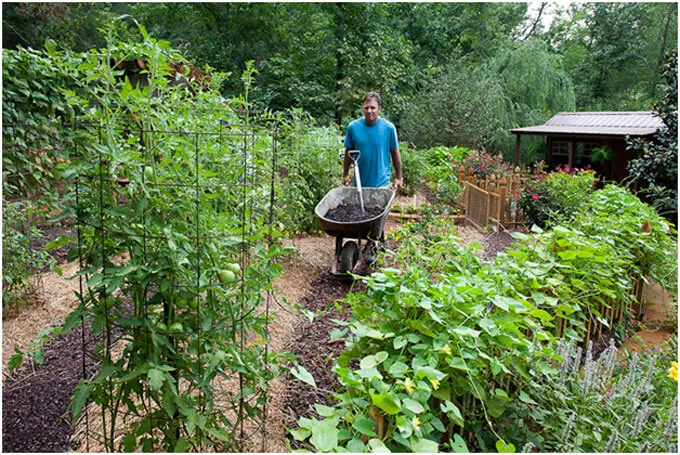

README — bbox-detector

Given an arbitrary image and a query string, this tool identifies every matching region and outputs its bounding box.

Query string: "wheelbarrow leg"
[332,236,343,275]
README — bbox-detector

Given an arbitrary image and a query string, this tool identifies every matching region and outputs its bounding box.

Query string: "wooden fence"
[458,167,524,228]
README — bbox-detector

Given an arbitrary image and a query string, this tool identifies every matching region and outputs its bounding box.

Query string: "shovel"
[348,150,365,216]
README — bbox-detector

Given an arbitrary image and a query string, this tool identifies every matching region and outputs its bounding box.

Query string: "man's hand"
[344,175,352,186]
[394,177,403,192]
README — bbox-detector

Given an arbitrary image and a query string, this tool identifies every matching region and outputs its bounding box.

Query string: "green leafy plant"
[395,144,426,196]
[32,26,293,452]
[502,337,678,452]
[2,199,56,309]
[422,146,469,205]
[519,165,597,228]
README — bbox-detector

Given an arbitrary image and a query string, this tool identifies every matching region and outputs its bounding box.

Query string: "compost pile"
[324,204,383,222]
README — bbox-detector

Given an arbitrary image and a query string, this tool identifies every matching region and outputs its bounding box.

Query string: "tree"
[626,49,678,223]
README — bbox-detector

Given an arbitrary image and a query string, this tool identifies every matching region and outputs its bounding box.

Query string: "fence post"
[498,176,507,223]
[468,168,476,186]
[458,166,466,185]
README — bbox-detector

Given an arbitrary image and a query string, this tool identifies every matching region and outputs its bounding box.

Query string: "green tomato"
[188,297,199,310]
[226,262,241,274]
[144,166,154,181]
[156,322,168,332]
[169,322,184,333]
[218,270,236,285]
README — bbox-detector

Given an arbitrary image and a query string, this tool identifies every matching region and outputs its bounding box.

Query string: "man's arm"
[391,148,403,191]
[343,148,352,186]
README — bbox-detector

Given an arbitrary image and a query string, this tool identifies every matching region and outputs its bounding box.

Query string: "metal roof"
[511,112,663,136]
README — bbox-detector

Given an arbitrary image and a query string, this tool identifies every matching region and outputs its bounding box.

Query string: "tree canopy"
[2,2,677,159]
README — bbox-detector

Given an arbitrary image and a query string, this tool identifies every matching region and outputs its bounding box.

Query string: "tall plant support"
[68,118,282,452]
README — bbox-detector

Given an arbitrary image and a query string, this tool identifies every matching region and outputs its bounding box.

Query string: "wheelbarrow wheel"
[339,241,359,274]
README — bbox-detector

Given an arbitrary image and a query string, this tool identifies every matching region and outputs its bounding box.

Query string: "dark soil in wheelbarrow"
[324,204,384,222]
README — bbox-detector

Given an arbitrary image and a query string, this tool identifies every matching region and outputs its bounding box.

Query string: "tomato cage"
[3,113,290,452]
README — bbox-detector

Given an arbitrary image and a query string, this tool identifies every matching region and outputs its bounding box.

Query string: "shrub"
[395,143,426,196]
[2,199,55,309]
[277,109,343,234]
[460,147,511,180]
[519,165,597,228]
[422,146,469,205]
[502,337,678,453]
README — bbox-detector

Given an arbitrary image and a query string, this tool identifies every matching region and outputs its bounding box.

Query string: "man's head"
[363,92,381,125]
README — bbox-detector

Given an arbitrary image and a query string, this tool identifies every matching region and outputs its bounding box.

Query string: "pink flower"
[532,193,539,200]
[513,193,520,198]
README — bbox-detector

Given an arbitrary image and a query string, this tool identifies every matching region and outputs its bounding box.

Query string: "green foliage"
[502,337,678,452]
[277,109,343,234]
[395,144,426,197]
[2,199,56,309]
[626,49,678,222]
[461,148,512,180]
[401,59,513,150]
[28,28,292,452]
[290,181,677,451]
[519,165,597,228]
[572,185,678,296]
[422,146,469,206]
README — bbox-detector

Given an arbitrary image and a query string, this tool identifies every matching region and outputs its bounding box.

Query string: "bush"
[2,200,55,309]
[519,165,597,228]
[422,146,469,205]
[277,109,343,234]
[395,143,426,196]
[502,337,678,453]
[460,147,511,180]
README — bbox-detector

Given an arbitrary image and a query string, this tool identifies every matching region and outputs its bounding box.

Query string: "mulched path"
[2,321,101,453]
[281,272,362,437]
[482,230,518,260]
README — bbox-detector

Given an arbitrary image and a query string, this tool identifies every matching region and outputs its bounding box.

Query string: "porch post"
[514,134,520,167]
[567,139,575,169]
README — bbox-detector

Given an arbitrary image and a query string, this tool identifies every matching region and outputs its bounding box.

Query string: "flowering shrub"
[502,337,678,453]
[460,147,511,180]
[519,164,597,228]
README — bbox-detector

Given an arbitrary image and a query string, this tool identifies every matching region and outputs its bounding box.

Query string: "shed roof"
[511,112,663,137]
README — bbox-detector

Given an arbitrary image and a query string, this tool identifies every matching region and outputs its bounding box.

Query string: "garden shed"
[512,112,663,182]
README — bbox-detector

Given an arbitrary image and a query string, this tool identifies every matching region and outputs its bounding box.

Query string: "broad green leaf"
[451,326,480,337]
[496,439,516,453]
[403,398,425,414]
[371,393,401,415]
[174,438,190,452]
[147,368,164,391]
[351,414,378,437]
[441,400,464,428]
[291,365,316,388]
[360,355,377,369]
[518,390,537,405]
[368,438,391,453]
[411,437,438,453]
[289,427,311,441]
[309,417,340,452]
[388,361,409,376]
[315,404,336,417]
[71,381,93,424]
[415,366,447,380]
[347,438,366,453]
[375,351,389,364]
[8,348,24,372]
[450,434,469,452]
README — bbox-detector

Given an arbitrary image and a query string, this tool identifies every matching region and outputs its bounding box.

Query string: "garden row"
[290,182,678,452]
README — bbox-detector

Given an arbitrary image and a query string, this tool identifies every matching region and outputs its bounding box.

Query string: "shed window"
[552,141,569,156]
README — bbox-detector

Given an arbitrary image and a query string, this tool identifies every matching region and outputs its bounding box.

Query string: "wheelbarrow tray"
[315,187,396,240]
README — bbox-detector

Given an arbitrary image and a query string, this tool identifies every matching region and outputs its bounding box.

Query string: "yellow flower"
[669,362,678,382]
[441,344,451,356]
[411,416,421,431]
[404,377,414,394]
[430,378,440,390]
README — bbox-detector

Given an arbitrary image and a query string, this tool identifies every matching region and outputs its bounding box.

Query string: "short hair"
[363,92,381,107]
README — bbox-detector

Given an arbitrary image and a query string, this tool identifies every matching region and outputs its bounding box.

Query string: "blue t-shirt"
[344,117,399,188]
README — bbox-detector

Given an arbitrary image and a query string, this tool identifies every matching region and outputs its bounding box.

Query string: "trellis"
[67,117,283,452]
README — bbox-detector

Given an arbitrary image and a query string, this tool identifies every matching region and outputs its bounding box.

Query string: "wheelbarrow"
[315,186,396,277]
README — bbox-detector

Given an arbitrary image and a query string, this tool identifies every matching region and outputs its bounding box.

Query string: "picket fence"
[458,166,524,229]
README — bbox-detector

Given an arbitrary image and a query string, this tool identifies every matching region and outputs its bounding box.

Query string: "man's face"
[363,99,381,125]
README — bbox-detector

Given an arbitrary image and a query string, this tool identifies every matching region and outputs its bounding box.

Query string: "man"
[343,92,403,192]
